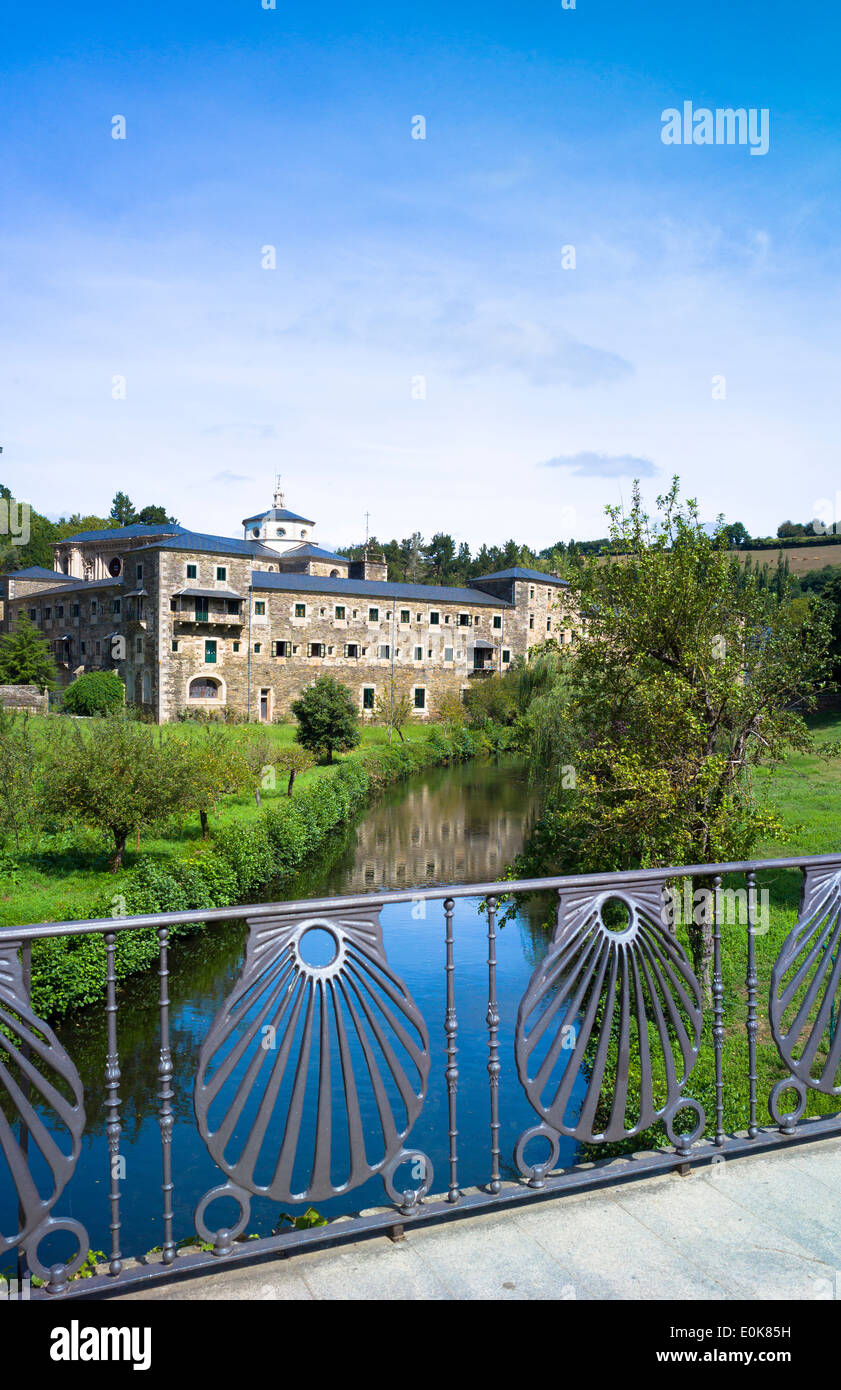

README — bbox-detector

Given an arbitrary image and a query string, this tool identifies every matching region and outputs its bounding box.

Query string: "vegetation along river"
[6,758,587,1268]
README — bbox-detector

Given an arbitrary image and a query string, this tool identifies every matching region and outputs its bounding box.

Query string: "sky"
[2,1,840,550]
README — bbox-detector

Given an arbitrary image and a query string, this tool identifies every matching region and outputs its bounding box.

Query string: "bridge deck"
[114,1136,841,1302]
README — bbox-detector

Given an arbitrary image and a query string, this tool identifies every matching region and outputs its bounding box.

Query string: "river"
[9,758,583,1269]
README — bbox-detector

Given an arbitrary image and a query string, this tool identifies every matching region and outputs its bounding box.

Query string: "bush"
[62,671,125,717]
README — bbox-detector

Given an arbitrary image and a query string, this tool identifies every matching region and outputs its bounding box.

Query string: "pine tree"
[0,612,58,689]
[110,492,137,526]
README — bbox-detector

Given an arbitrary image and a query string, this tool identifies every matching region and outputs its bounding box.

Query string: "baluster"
[443,897,459,1202]
[486,895,502,1193]
[104,932,123,1275]
[16,943,31,1285]
[746,870,758,1138]
[712,876,725,1146]
[157,926,176,1262]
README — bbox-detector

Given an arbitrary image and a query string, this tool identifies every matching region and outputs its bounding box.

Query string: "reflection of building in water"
[344,778,539,891]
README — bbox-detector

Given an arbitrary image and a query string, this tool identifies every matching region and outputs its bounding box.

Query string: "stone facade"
[3,490,575,723]
[0,683,49,715]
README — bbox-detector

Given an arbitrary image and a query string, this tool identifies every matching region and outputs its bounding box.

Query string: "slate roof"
[471,567,569,587]
[58,523,186,544]
[3,566,76,583]
[132,530,280,560]
[242,508,315,526]
[280,543,348,563]
[251,571,509,606]
[15,577,124,599]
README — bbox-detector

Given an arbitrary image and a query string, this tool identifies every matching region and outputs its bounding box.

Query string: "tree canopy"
[0,612,59,689]
[291,677,360,762]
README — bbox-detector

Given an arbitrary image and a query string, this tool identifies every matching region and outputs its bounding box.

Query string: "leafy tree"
[41,715,186,870]
[0,708,41,850]
[110,492,137,526]
[519,478,831,999]
[136,505,178,526]
[434,690,466,727]
[62,670,125,716]
[0,484,59,572]
[291,677,360,763]
[0,612,59,689]
[723,521,750,547]
[232,731,283,806]
[375,686,413,741]
[177,727,245,836]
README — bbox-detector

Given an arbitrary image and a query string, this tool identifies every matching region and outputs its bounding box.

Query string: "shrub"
[62,670,125,716]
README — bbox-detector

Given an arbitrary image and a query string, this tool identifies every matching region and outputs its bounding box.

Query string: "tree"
[0,707,41,850]
[177,727,245,836]
[520,478,831,1000]
[41,715,186,870]
[291,677,360,763]
[232,731,283,806]
[0,612,59,689]
[275,744,314,794]
[723,521,750,547]
[110,492,137,526]
[62,670,125,716]
[136,505,178,526]
[375,687,413,741]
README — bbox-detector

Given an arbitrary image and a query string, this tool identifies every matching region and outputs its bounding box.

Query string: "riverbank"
[22,720,505,1017]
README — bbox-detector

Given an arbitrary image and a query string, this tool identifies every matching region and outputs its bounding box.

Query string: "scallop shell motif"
[770,865,841,1095]
[194,909,430,1204]
[0,943,86,1253]
[515,882,702,1143]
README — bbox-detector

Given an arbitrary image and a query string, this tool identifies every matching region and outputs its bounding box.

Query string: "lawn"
[0,717,436,929]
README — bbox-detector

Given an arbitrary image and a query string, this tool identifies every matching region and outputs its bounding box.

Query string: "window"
[362,687,375,710]
[136,564,143,581]
[226,599,239,615]
[530,586,535,599]
[335,605,345,620]
[414,646,423,661]
[255,601,266,615]
[216,566,227,581]
[444,646,454,662]
[345,643,359,658]
[80,641,86,655]
[493,615,502,629]
[29,608,36,621]
[233,641,241,652]
[91,601,97,616]
[112,599,121,615]
[368,607,379,623]
[254,642,262,654]
[294,603,306,618]
[72,603,79,617]
[529,615,534,630]
[187,564,197,579]
[171,640,179,653]
[274,640,291,657]
[413,688,426,710]
[57,605,64,618]
[378,644,390,659]
[458,613,470,627]
[547,618,552,630]
[205,640,217,663]
[135,637,143,654]
[308,642,325,658]
[195,599,209,623]
[44,607,52,619]
[429,611,440,625]
[400,609,410,624]
[189,677,220,699]
[502,649,511,663]
[95,641,101,657]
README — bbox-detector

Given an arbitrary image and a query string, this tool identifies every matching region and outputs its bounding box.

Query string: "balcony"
[171,587,245,630]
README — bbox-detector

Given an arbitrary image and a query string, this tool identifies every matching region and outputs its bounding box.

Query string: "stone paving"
[116,1137,841,1301]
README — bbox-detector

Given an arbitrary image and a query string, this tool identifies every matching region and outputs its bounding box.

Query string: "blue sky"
[2,1,840,548]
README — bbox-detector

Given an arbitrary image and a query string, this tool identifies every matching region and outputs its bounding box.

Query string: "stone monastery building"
[2,484,571,723]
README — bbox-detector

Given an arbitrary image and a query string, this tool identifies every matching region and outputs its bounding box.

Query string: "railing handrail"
[2,848,835,942]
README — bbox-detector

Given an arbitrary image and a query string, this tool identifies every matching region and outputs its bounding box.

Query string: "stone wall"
[0,684,49,715]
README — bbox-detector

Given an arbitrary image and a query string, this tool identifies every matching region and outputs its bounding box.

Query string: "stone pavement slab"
[115,1137,841,1302]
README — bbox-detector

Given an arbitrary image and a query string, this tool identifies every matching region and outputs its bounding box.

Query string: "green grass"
[0,717,435,929]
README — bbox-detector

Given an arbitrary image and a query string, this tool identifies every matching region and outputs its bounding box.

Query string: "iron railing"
[2,851,841,1299]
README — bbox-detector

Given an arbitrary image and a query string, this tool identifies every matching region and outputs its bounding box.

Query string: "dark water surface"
[9,759,584,1266]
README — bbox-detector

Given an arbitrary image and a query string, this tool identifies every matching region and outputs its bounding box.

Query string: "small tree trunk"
[110,832,128,873]
[254,787,262,808]
[326,747,333,764]
[200,808,209,839]
[287,770,296,795]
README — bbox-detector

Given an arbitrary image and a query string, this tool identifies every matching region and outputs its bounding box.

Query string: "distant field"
[735,544,841,576]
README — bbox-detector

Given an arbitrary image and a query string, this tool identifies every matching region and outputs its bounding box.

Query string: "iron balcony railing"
[2,851,841,1299]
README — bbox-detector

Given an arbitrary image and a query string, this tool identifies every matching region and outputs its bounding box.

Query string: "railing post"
[443,897,459,1203]
[712,875,725,1146]
[486,895,502,1193]
[746,870,758,1139]
[104,932,123,1276]
[157,926,176,1263]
